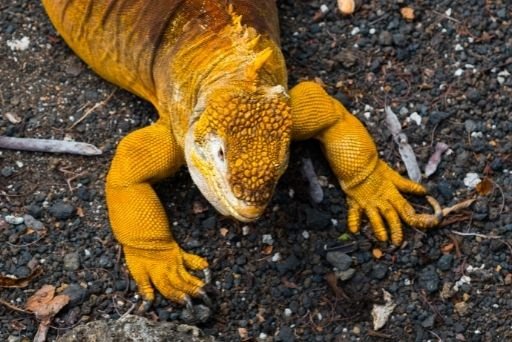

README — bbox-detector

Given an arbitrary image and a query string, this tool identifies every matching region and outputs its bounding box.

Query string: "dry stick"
[0,136,102,156]
[0,298,31,314]
[451,230,502,239]
[70,89,116,129]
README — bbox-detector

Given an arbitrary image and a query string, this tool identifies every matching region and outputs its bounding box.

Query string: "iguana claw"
[136,300,153,314]
[198,289,213,308]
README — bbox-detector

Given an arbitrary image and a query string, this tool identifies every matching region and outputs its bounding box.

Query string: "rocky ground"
[1,0,511,341]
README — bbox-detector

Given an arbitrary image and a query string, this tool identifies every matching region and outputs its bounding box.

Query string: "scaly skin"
[42,0,442,304]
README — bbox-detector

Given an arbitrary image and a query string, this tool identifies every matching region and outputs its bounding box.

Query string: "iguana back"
[42,0,281,103]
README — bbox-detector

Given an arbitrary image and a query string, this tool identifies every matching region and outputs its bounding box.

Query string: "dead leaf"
[425,142,449,178]
[76,207,85,218]
[0,266,42,288]
[372,248,383,259]
[26,285,70,342]
[400,7,415,20]
[441,242,454,253]
[338,0,355,15]
[281,277,299,289]
[261,245,273,255]
[372,289,396,330]
[238,327,249,340]
[475,177,493,196]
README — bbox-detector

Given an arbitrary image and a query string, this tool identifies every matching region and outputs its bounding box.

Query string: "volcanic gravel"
[1,1,511,341]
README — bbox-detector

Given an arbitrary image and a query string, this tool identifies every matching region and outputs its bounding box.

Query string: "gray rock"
[437,254,454,271]
[277,325,295,342]
[57,314,214,342]
[418,266,440,293]
[326,252,352,271]
[1,166,14,177]
[49,202,76,220]
[63,283,88,307]
[465,87,481,103]
[370,263,388,280]
[23,214,44,230]
[180,304,212,324]
[421,314,435,328]
[464,119,477,133]
[64,252,81,271]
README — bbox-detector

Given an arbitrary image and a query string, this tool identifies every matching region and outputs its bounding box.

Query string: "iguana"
[41,0,442,306]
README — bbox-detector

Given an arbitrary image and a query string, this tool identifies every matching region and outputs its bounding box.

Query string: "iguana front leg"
[106,121,208,303]
[289,81,442,245]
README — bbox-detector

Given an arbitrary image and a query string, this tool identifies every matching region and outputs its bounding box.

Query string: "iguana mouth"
[185,129,267,222]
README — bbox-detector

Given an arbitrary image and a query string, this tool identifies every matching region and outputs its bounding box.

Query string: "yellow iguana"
[41,0,442,305]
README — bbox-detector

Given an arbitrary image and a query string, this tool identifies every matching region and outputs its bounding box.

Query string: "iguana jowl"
[42,0,442,304]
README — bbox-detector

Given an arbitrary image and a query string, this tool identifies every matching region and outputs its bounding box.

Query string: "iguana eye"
[218,147,225,162]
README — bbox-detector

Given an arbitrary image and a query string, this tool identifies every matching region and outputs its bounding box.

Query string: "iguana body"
[42,0,441,304]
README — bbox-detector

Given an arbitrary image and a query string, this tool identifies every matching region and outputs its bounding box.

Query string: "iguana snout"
[185,88,292,221]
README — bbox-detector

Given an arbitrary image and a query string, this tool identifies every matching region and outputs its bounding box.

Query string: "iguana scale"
[41,0,442,305]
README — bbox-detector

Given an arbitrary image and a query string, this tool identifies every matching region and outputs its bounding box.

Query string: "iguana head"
[185,84,292,222]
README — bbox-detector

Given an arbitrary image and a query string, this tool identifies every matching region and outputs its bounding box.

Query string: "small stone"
[378,31,393,46]
[464,119,477,133]
[180,304,212,324]
[463,173,481,188]
[465,88,481,103]
[64,252,81,271]
[5,215,24,225]
[437,254,454,271]
[262,234,274,245]
[63,283,88,307]
[305,207,331,230]
[370,263,388,280]
[454,301,469,316]
[392,33,406,46]
[326,251,352,271]
[277,325,294,342]
[418,266,440,293]
[201,216,216,230]
[283,308,292,317]
[1,167,14,177]
[23,215,44,230]
[49,202,76,220]
[421,314,435,328]
[335,268,355,281]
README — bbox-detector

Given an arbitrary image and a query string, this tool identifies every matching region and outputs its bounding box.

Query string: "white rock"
[471,131,483,138]
[271,253,281,262]
[7,36,30,51]
[453,275,471,291]
[369,28,376,35]
[284,308,292,317]
[302,230,310,239]
[351,27,360,35]
[455,44,464,51]
[463,172,481,188]
[408,112,422,126]
[262,234,274,245]
[320,4,329,13]
[454,68,464,77]
[242,225,250,236]
[445,8,452,16]
[5,215,24,225]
